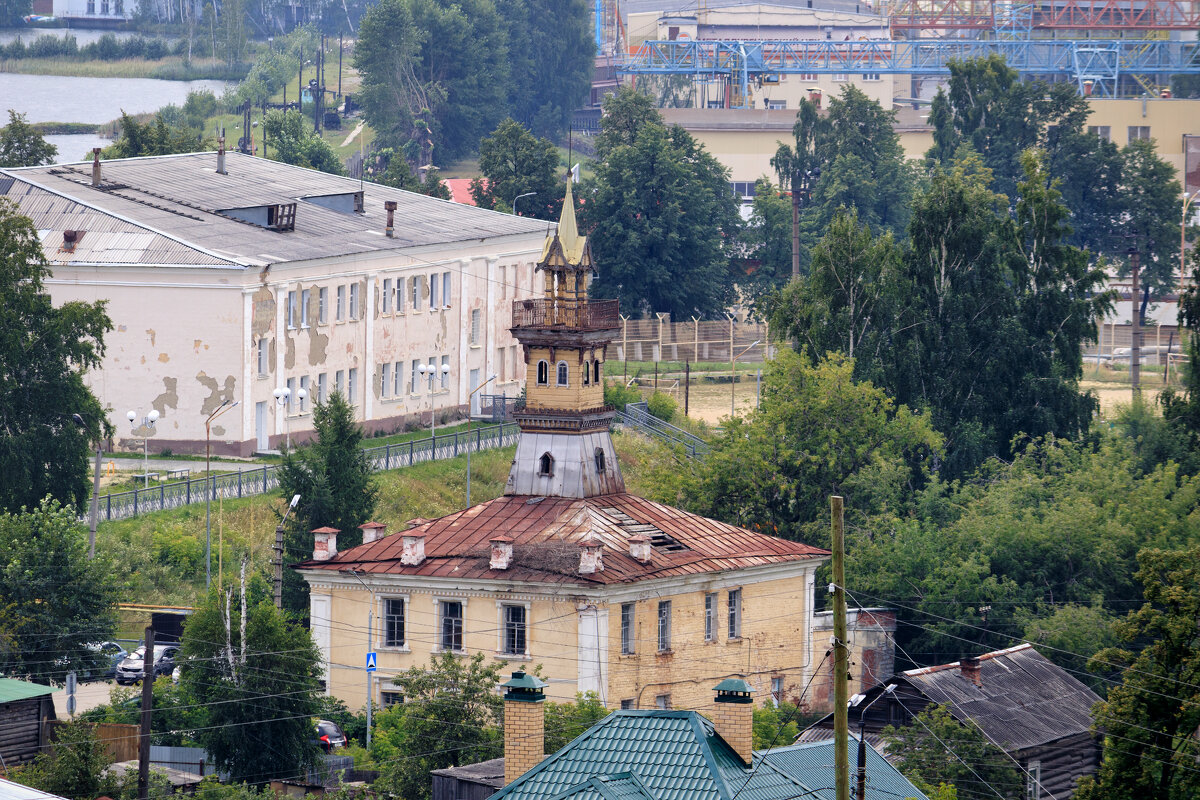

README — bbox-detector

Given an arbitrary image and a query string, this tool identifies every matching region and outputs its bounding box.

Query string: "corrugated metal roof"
[0,678,57,702]
[900,644,1101,752]
[297,493,828,585]
[3,152,548,267]
[0,777,68,800]
[761,738,930,800]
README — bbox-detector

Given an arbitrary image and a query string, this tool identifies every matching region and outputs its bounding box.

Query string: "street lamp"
[512,191,536,216]
[417,363,451,439]
[730,339,761,419]
[205,399,239,589]
[272,386,307,450]
[126,409,160,488]
[466,374,497,508]
[849,683,896,800]
[273,493,301,609]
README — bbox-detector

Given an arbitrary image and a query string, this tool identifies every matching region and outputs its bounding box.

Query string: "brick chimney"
[384,200,397,237]
[578,538,603,574]
[312,526,339,561]
[501,670,547,785]
[401,532,426,566]
[359,521,387,545]
[713,678,754,765]
[490,536,514,570]
[628,534,651,564]
[217,135,227,175]
[91,148,101,187]
[960,656,982,687]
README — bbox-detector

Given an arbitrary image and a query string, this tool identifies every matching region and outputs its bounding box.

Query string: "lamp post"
[272,386,306,450]
[849,683,896,800]
[730,339,761,418]
[466,374,497,508]
[205,399,239,589]
[126,409,160,488]
[273,493,301,609]
[417,363,451,439]
[512,191,536,216]
[71,413,101,560]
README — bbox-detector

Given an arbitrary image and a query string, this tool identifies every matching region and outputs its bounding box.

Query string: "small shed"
[0,679,58,767]
[431,757,504,800]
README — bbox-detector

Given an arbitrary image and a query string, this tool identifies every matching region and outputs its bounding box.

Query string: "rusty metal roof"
[295,493,827,584]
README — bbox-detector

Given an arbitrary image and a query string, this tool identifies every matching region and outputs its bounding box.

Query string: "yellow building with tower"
[294,182,857,718]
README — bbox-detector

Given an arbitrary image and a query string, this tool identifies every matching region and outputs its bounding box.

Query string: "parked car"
[114,644,179,685]
[88,641,129,680]
[315,720,347,752]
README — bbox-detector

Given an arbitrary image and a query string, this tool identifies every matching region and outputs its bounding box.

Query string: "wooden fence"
[47,720,139,762]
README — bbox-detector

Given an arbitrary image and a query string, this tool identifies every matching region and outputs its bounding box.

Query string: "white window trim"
[496,600,532,660]
[432,597,468,654]
[379,594,411,652]
[728,586,743,641]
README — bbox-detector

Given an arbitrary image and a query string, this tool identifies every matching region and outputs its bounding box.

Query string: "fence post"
[133,488,138,516]
[238,470,242,498]
[454,431,459,458]
[160,483,164,508]
[386,444,391,470]
[107,493,111,520]
[263,465,268,492]
[410,439,414,466]
[186,478,191,505]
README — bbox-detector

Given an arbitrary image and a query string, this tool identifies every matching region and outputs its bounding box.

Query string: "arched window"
[582,363,591,386]
[593,359,601,383]
[595,447,606,474]
[536,360,549,385]
[538,452,554,476]
[556,361,569,386]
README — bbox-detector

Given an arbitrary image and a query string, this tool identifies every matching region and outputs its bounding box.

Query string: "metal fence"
[614,402,709,459]
[90,422,520,523]
[607,317,774,364]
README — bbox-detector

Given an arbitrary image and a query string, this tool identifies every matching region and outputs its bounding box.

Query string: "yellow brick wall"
[713,702,754,764]
[504,699,546,785]
[524,346,605,411]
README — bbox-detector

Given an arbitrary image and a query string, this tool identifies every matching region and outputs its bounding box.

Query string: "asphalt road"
[53,678,118,718]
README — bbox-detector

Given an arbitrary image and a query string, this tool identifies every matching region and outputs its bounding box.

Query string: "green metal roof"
[0,679,57,703]
[759,736,930,800]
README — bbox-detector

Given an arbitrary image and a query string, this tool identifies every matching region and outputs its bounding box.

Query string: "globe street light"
[273,386,307,450]
[205,399,239,589]
[126,409,160,488]
[416,362,451,440]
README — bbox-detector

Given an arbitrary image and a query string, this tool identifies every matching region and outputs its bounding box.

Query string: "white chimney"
[579,538,604,575]
[629,534,652,564]
[91,148,101,187]
[490,536,514,570]
[401,532,426,566]
[360,521,388,544]
[217,136,227,175]
[312,527,339,561]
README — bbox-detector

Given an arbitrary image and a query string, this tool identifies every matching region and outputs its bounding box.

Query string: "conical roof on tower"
[539,178,591,269]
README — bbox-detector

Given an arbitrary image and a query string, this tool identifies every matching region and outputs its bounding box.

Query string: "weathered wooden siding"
[0,697,49,766]
[1017,731,1102,799]
[432,774,499,800]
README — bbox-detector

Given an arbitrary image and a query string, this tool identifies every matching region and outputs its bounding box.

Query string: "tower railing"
[511,298,621,330]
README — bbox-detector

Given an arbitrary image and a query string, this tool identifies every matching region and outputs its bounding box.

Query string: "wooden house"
[0,679,58,767]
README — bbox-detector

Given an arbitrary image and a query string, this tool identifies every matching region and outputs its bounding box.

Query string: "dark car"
[114,644,179,685]
[315,720,347,752]
[88,641,129,680]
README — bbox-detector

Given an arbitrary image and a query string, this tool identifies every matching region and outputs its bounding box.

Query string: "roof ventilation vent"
[217,203,297,232]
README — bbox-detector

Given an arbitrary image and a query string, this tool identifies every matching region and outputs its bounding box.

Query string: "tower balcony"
[511,298,620,331]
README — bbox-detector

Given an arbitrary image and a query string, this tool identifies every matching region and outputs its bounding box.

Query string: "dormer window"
[537,360,549,385]
[595,448,606,474]
[538,452,555,477]
[556,361,569,386]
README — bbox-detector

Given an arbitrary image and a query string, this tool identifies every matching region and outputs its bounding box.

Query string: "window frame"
[621,602,635,655]
[442,272,451,308]
[300,289,311,328]
[256,338,269,377]
[349,283,361,319]
[299,375,310,413]
[655,694,671,710]
[336,285,346,322]
[348,367,358,405]
[317,372,328,404]
[556,361,569,387]
[498,602,530,658]
[470,309,482,346]
[705,592,717,642]
[437,599,465,653]
[383,278,393,313]
[287,290,298,329]
[537,360,549,385]
[728,588,742,639]
[657,600,672,652]
[382,596,408,650]
[318,287,328,324]
[431,272,440,308]
[393,361,404,398]
[381,362,391,398]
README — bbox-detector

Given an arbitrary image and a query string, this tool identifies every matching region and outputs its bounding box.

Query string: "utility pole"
[88,446,101,558]
[137,625,154,800]
[684,360,690,417]
[1129,247,1142,396]
[831,496,850,800]
[273,520,285,609]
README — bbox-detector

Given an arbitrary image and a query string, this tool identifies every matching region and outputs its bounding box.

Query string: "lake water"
[0,27,169,46]
[44,132,112,162]
[0,72,229,123]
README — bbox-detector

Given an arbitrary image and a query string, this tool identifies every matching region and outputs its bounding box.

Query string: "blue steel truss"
[617,38,1200,100]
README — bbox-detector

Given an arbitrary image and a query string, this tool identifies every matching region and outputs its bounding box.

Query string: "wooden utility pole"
[1130,247,1142,395]
[137,625,154,800]
[831,496,850,800]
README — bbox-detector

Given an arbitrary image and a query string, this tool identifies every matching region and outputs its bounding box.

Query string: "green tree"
[262,109,345,176]
[1162,246,1200,449]
[1020,602,1117,695]
[0,199,110,513]
[369,148,451,200]
[11,720,121,800]
[355,0,510,166]
[583,88,742,319]
[371,652,504,800]
[1115,138,1181,320]
[544,691,609,753]
[740,178,793,309]
[752,702,816,750]
[0,110,57,167]
[686,349,942,545]
[470,118,561,220]
[1074,546,1200,800]
[882,704,1024,800]
[0,502,118,684]
[277,391,377,616]
[180,573,323,782]
[101,112,202,159]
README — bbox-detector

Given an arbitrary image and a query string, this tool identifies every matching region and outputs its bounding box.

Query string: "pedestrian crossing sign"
[366,652,377,672]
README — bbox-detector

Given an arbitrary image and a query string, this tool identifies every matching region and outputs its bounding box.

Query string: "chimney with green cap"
[713,677,754,765]
[502,670,547,785]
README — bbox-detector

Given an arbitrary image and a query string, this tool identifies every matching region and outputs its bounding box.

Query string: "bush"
[604,381,642,411]
[646,391,678,423]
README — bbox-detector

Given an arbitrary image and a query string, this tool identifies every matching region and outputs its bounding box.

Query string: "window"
[411,359,421,393]
[1088,125,1111,141]
[537,360,549,385]
[381,691,404,708]
[318,287,328,324]
[582,363,590,385]
[620,699,634,709]
[431,272,440,308]
[538,452,554,477]
[383,598,406,647]
[705,593,717,642]
[336,285,346,321]
[771,676,784,707]
[470,309,481,345]
[348,367,358,405]
[440,601,463,651]
[442,272,451,307]
[412,276,422,311]
[499,266,507,298]
[655,694,671,710]
[299,375,310,412]
[595,448,606,474]
[318,372,327,404]
[349,283,360,319]
[728,588,742,639]
[441,355,450,389]
[861,72,881,81]
[1128,126,1151,142]
[593,360,601,383]
[287,290,298,329]
[300,289,311,328]
[335,370,344,395]
[621,603,635,654]
[393,361,404,397]
[798,73,818,81]
[1026,761,1042,800]
[383,278,393,313]
[381,363,391,398]
[766,99,787,110]
[256,338,268,376]
[832,73,848,82]
[286,377,297,412]
[657,600,671,652]
[497,348,506,382]
[501,604,527,655]
[556,361,569,386]
[396,276,406,311]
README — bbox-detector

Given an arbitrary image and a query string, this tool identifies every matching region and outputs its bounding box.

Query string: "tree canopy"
[0,199,111,513]
[262,108,346,175]
[101,112,203,159]
[471,118,562,220]
[0,110,57,168]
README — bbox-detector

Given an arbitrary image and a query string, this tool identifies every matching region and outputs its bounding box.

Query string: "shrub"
[604,381,642,411]
[646,391,678,423]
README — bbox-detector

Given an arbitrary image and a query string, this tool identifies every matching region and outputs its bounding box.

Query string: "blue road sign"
[366,652,377,672]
